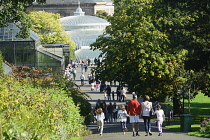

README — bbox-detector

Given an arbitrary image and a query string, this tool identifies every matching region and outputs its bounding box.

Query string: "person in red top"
[127,94,141,137]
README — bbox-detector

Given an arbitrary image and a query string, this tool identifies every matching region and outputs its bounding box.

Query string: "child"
[155,105,165,136]
[95,108,105,136]
[91,82,95,91]
[117,105,129,135]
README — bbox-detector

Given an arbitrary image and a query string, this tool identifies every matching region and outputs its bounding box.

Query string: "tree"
[28,11,76,60]
[153,0,210,96]
[0,0,46,38]
[93,10,109,20]
[91,0,187,101]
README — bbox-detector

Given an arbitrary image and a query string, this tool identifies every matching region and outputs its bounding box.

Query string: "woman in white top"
[95,108,105,136]
[117,105,129,135]
[155,105,165,136]
[141,95,153,136]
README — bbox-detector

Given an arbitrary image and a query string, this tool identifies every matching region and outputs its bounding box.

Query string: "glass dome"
[60,8,110,60]
[60,16,109,27]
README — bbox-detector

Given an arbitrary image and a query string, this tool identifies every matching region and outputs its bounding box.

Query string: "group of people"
[95,100,118,123]
[64,59,93,81]
[64,64,77,80]
[94,94,166,137]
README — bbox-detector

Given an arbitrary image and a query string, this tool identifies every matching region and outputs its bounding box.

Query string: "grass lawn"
[183,93,210,115]
[163,93,210,138]
[70,137,83,140]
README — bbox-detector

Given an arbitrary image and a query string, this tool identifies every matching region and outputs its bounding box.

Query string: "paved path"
[74,66,208,140]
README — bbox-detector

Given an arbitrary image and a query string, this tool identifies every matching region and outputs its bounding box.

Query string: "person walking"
[72,68,77,80]
[155,105,165,136]
[165,104,173,125]
[112,91,115,101]
[91,81,95,91]
[95,108,105,136]
[113,102,118,122]
[125,101,130,124]
[116,86,121,101]
[95,99,102,110]
[107,102,114,123]
[117,105,129,135]
[80,62,84,73]
[94,57,98,65]
[141,95,153,136]
[106,85,111,101]
[80,73,85,86]
[95,80,100,91]
[100,100,107,122]
[127,94,141,137]
[120,87,126,102]
[84,63,88,72]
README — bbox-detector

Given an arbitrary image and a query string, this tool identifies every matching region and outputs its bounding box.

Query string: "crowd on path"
[63,58,98,82]
[64,59,177,138]
[70,61,209,140]
[93,94,167,137]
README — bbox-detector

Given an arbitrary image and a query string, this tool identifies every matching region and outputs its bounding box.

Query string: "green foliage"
[70,137,83,140]
[165,93,210,137]
[188,131,210,138]
[0,52,3,76]
[184,93,210,115]
[93,10,109,20]
[91,0,188,100]
[200,120,210,135]
[28,11,76,60]
[52,77,92,125]
[12,66,53,88]
[0,76,89,139]
[12,66,92,125]
[0,0,46,38]
[91,0,210,100]
[153,0,210,96]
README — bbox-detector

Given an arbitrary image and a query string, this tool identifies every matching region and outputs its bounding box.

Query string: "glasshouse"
[0,23,69,72]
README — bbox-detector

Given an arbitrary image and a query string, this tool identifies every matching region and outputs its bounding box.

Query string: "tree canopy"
[0,0,46,38]
[28,11,76,59]
[93,10,109,20]
[91,0,210,100]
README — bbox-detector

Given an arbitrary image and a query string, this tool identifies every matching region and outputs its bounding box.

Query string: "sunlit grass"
[184,93,210,115]
[70,137,83,140]
[163,93,210,138]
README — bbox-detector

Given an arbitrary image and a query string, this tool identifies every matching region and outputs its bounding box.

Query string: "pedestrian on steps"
[155,105,165,136]
[95,108,105,136]
[127,94,141,137]
[117,105,129,135]
[80,73,85,86]
[141,95,153,136]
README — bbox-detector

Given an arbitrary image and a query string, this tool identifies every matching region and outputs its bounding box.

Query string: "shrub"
[0,52,3,76]
[0,76,89,139]
[52,77,92,125]
[200,118,210,134]
[11,66,93,125]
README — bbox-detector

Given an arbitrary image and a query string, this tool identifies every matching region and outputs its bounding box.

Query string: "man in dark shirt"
[107,102,114,123]
[106,85,111,100]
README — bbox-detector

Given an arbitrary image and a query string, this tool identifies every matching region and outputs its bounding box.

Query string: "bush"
[52,77,92,125]
[200,118,210,134]
[0,52,3,76]
[11,66,93,127]
[0,76,90,139]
